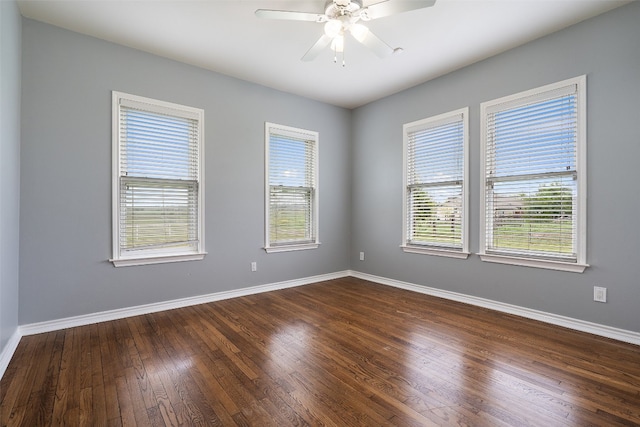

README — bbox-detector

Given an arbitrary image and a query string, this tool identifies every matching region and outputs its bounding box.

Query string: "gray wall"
[351,2,640,332]
[17,2,640,334]
[19,19,351,324]
[0,0,22,355]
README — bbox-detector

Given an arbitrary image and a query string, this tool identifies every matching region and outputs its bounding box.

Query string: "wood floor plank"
[2,277,639,426]
[259,287,459,424]
[136,313,195,425]
[124,316,170,414]
[98,321,123,402]
[19,330,65,427]
[0,333,54,425]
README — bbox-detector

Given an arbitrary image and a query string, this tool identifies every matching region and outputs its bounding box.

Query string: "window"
[402,108,469,258]
[111,92,205,267]
[479,76,587,272]
[265,122,319,253]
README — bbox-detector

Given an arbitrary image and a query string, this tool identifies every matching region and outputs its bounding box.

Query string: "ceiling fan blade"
[255,9,326,22]
[352,29,394,58]
[301,34,333,61]
[361,0,436,21]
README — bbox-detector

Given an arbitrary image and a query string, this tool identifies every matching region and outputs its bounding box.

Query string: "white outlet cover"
[594,286,607,302]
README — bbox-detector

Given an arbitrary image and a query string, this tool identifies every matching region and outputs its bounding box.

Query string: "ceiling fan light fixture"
[324,19,342,37]
[350,23,369,42]
[255,0,437,63]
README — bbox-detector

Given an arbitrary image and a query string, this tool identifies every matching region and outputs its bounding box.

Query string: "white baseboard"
[0,329,22,380]
[19,270,350,337]
[3,268,638,383]
[350,270,640,346]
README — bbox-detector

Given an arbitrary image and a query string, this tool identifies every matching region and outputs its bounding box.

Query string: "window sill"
[265,243,320,253]
[110,252,207,267]
[401,245,470,259]
[479,253,588,273]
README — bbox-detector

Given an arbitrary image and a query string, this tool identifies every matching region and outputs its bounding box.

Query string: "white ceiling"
[18,0,630,109]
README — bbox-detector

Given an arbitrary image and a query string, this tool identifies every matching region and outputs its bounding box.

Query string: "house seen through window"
[402,108,469,259]
[479,76,587,272]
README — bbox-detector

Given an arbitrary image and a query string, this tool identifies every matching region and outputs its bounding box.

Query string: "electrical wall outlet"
[359,252,365,261]
[251,262,257,272]
[594,286,607,302]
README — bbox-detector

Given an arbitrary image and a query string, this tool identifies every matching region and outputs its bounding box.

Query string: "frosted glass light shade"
[350,23,369,42]
[324,20,342,38]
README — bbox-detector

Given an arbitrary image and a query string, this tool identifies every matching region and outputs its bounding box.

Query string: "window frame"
[111,91,206,267]
[479,76,588,273]
[264,122,319,253]
[401,107,470,259]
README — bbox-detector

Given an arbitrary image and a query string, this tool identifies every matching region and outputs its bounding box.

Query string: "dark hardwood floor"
[1,277,639,426]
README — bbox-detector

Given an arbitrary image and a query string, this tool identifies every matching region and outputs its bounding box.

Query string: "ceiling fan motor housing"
[325,0,364,19]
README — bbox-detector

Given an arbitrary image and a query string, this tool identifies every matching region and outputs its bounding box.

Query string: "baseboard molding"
[351,270,640,346]
[5,268,638,383]
[0,329,22,380]
[19,270,350,337]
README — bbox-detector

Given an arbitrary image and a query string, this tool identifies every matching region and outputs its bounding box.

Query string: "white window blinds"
[112,92,204,265]
[403,108,468,255]
[265,123,318,251]
[482,77,586,266]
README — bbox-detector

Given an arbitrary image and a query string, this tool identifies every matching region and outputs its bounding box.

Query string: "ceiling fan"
[255,0,436,65]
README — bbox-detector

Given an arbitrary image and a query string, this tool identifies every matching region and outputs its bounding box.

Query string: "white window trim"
[479,76,588,273]
[264,242,319,254]
[110,91,206,267]
[264,122,320,253]
[401,107,470,259]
